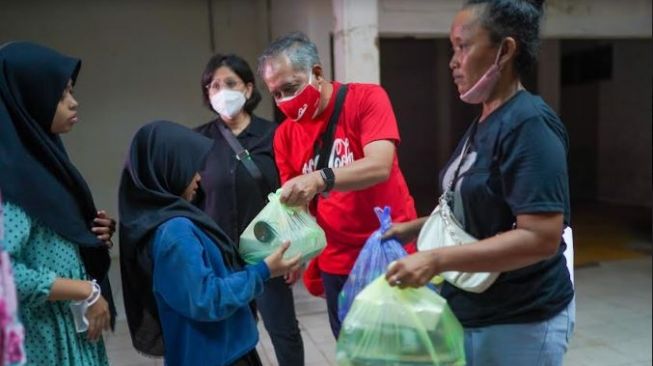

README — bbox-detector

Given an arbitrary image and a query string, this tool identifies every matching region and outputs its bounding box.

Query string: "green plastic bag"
[336,276,466,366]
[239,189,326,265]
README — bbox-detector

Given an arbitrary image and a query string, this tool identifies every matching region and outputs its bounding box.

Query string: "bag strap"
[314,84,349,170]
[447,118,480,193]
[217,121,270,197]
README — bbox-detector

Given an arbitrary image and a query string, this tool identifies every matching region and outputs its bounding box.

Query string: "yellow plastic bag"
[336,276,466,366]
[239,190,326,264]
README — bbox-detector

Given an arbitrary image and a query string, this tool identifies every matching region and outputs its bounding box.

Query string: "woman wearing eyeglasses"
[194,54,305,366]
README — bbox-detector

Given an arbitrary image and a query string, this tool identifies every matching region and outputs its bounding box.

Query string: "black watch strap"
[320,167,335,193]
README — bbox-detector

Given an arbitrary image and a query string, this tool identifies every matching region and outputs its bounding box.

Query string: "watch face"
[254,221,275,243]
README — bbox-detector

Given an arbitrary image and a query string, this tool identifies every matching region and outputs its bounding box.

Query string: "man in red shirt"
[258,32,417,337]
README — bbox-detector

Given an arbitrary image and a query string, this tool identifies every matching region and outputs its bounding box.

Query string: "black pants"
[230,349,262,366]
[256,276,304,365]
[231,348,263,366]
[321,271,349,338]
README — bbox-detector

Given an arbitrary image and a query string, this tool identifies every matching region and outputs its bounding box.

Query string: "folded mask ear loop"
[493,40,505,70]
[301,72,316,99]
[309,73,323,119]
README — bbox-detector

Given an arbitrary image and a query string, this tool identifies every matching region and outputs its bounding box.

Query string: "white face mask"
[210,89,246,120]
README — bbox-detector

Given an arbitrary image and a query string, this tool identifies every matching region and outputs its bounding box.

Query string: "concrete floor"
[104,256,652,366]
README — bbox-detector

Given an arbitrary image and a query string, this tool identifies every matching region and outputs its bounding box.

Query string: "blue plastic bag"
[337,206,408,323]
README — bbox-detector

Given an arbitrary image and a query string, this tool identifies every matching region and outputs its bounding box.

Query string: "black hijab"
[0,42,110,281]
[118,120,240,356]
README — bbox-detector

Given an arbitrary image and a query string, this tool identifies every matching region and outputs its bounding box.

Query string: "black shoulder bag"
[217,122,270,197]
[314,84,349,171]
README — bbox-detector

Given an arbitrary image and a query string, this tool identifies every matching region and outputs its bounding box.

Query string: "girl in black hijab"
[0,42,116,365]
[118,121,300,366]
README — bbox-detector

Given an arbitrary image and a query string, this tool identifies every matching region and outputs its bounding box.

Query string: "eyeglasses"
[205,78,243,92]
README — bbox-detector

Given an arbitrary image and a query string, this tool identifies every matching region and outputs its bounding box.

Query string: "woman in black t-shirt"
[194,54,304,366]
[384,1,575,365]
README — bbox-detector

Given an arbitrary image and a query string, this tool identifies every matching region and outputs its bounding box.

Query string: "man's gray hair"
[258,32,321,76]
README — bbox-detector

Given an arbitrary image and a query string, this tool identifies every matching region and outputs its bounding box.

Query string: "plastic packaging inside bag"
[338,206,407,322]
[336,276,466,366]
[239,189,326,264]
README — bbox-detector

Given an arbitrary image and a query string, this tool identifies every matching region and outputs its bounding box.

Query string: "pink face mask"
[276,74,321,123]
[460,43,504,104]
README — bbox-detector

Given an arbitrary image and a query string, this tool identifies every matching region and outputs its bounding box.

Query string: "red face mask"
[276,74,321,122]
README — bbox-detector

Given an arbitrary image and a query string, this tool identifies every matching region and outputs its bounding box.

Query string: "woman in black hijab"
[118,121,300,366]
[0,42,116,365]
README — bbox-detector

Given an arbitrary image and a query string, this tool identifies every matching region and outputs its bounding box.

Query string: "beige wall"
[378,0,653,38]
[1,0,210,236]
[332,0,380,83]
[268,0,334,80]
[210,0,274,119]
[0,0,278,256]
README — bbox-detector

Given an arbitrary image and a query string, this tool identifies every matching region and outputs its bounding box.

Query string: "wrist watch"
[319,167,335,193]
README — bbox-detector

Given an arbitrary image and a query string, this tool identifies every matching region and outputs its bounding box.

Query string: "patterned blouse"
[1,202,108,366]
[0,196,25,366]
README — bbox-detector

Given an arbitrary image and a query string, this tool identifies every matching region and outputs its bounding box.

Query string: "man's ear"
[312,64,324,82]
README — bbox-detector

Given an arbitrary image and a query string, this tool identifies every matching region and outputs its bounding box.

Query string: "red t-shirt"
[274,82,417,275]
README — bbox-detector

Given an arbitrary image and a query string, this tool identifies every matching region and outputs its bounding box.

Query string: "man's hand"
[279,171,325,207]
